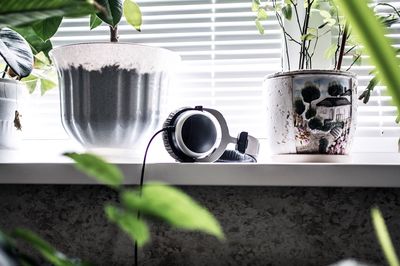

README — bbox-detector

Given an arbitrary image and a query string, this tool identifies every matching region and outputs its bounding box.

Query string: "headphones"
[162,106,260,163]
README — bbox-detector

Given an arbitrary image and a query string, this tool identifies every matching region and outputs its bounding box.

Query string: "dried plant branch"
[336,22,349,70]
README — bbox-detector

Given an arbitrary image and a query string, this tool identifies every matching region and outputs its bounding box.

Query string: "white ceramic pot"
[50,43,180,153]
[0,79,25,148]
[264,70,357,155]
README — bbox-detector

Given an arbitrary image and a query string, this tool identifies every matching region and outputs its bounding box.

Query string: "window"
[23,0,400,152]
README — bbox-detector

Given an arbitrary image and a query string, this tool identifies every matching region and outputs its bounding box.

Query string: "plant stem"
[1,65,8,79]
[336,22,349,71]
[346,54,361,71]
[273,0,293,71]
[333,4,341,69]
[299,0,313,69]
[110,26,119,42]
[375,3,400,18]
[344,45,356,55]
[290,0,303,33]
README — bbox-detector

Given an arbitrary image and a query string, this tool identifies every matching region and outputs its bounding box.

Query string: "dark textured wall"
[0,185,399,266]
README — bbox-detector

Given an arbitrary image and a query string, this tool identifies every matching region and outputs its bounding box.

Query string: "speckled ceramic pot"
[264,70,357,155]
[0,79,25,148]
[50,43,180,152]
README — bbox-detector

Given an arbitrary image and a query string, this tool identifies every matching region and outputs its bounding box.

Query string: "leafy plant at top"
[65,152,224,247]
[335,0,400,121]
[371,207,400,266]
[251,0,400,72]
[0,0,101,95]
[90,0,142,42]
[0,0,143,93]
[0,0,97,29]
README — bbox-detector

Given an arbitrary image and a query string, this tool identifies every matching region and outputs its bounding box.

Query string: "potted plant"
[0,28,33,148]
[48,0,181,154]
[0,0,104,148]
[253,0,398,155]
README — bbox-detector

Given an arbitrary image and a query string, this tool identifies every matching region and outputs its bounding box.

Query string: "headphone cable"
[134,126,174,266]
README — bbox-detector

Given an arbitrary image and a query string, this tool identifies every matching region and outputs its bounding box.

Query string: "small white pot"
[264,70,358,155]
[0,79,25,148]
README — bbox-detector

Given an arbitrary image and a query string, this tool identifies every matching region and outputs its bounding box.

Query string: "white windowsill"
[0,139,399,187]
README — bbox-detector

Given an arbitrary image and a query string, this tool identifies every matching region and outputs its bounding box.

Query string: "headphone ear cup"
[162,107,196,162]
[217,150,257,163]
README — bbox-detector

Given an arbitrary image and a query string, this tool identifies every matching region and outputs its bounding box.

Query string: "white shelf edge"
[0,162,399,187]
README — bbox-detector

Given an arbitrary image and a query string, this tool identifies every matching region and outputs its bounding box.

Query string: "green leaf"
[257,8,268,20]
[282,4,292,20]
[255,19,265,35]
[40,78,57,95]
[0,0,97,29]
[378,14,398,28]
[96,0,123,27]
[32,16,63,41]
[359,76,378,104]
[34,51,51,68]
[90,14,103,30]
[324,43,338,59]
[13,26,53,57]
[123,0,142,31]
[22,68,57,94]
[0,231,20,266]
[327,18,336,26]
[334,0,400,117]
[371,207,400,266]
[121,183,224,240]
[0,28,33,78]
[251,0,260,12]
[105,204,150,247]
[63,152,124,189]
[353,54,362,66]
[12,228,78,266]
[301,33,316,41]
[319,10,331,19]
[22,75,39,93]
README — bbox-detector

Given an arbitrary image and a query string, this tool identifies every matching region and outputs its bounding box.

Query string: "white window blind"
[23,0,400,149]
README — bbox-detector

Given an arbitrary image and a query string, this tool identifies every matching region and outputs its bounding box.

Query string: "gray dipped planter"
[50,43,180,151]
[264,70,357,155]
[0,79,25,148]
